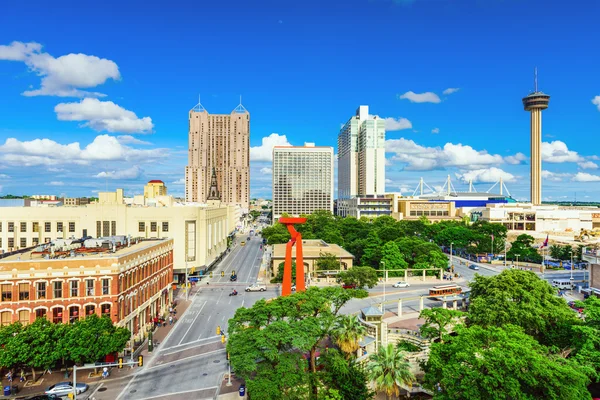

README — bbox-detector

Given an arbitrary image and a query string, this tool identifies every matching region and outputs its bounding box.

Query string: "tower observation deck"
[522,69,550,206]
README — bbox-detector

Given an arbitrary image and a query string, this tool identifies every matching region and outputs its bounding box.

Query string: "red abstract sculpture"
[279,217,307,296]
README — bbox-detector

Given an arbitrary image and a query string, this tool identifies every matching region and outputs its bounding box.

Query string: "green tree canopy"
[419,308,464,343]
[65,315,130,365]
[467,269,578,347]
[422,324,591,400]
[316,252,341,271]
[380,241,408,271]
[337,266,379,289]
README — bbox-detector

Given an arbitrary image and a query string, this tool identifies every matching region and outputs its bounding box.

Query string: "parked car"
[45,382,89,397]
[291,285,296,291]
[25,396,61,400]
[469,265,480,270]
[342,283,357,289]
[568,301,584,313]
[230,274,237,282]
[246,283,267,292]
[393,281,410,288]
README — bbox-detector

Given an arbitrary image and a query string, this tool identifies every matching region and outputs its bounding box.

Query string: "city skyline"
[1,0,600,202]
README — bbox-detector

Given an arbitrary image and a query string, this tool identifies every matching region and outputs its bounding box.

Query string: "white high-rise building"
[337,106,386,216]
[272,144,334,220]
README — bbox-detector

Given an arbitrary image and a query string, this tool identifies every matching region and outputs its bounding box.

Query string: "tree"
[318,349,375,400]
[261,223,291,245]
[271,261,296,284]
[549,244,563,260]
[332,315,367,359]
[361,232,383,268]
[337,266,379,289]
[366,343,415,400]
[65,315,130,366]
[507,234,542,263]
[380,242,408,271]
[418,308,463,343]
[250,210,261,221]
[316,252,341,271]
[570,296,600,380]
[467,269,578,347]
[227,287,367,399]
[18,318,62,381]
[422,324,591,400]
[434,226,473,249]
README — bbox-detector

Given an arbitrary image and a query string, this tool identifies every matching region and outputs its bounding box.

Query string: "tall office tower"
[185,99,250,209]
[337,105,386,216]
[522,69,550,206]
[272,144,334,220]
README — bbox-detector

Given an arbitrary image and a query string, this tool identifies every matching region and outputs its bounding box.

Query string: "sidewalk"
[0,287,199,399]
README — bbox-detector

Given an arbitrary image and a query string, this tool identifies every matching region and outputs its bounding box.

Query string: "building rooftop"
[0,237,169,264]
[148,180,164,184]
[271,240,354,259]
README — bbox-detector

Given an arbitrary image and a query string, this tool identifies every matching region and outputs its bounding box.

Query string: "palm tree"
[366,343,415,400]
[332,315,366,358]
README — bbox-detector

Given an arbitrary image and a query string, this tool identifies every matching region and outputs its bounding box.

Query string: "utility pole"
[450,243,454,269]
[381,261,386,313]
[185,260,189,301]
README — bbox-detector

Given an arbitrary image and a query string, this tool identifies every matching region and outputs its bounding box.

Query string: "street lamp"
[515,254,520,267]
[570,249,574,283]
[450,243,454,267]
[504,241,507,267]
[381,261,386,313]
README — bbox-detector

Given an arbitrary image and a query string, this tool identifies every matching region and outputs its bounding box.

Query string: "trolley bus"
[429,284,462,297]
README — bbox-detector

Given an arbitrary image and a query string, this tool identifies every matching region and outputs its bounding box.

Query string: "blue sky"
[0,0,599,201]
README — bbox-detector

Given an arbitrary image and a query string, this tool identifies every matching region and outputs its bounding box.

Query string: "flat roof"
[0,238,169,264]
[271,240,354,259]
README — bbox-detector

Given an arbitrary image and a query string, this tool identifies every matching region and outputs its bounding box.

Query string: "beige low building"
[386,194,458,221]
[270,240,354,279]
[0,191,240,282]
[144,180,168,199]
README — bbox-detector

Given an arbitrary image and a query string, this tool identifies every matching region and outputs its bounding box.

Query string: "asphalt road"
[114,233,271,400]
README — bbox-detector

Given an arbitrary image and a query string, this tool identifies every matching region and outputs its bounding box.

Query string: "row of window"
[138,222,169,233]
[0,221,76,233]
[0,304,111,326]
[0,237,47,249]
[1,279,110,302]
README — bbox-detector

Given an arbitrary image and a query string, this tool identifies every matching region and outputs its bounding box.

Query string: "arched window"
[101,304,111,318]
[0,311,12,326]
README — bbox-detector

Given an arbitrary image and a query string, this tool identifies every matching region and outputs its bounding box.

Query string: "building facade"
[0,199,237,282]
[272,144,334,220]
[346,196,392,219]
[0,238,173,344]
[185,101,250,210]
[337,106,386,216]
[144,180,168,199]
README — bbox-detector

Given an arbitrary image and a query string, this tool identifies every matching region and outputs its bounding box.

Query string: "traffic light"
[231,270,235,275]
[216,326,221,335]
[221,335,226,344]
[118,357,123,369]
[138,355,143,367]
[221,271,225,277]
[210,272,213,278]
[227,352,230,360]
[191,267,195,274]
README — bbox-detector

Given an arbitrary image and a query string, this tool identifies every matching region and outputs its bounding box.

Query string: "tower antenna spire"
[534,67,538,92]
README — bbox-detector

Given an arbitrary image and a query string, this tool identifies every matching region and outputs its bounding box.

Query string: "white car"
[46,382,89,396]
[393,281,410,288]
[245,283,267,292]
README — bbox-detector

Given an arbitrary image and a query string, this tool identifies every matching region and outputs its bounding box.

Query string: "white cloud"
[117,135,152,145]
[431,128,440,134]
[171,178,185,185]
[0,41,120,97]
[384,117,412,131]
[456,167,516,183]
[55,98,153,134]
[95,165,142,180]
[442,88,460,95]
[0,174,9,179]
[542,170,571,182]
[542,141,582,163]
[385,178,393,184]
[250,133,291,162]
[0,135,166,166]
[572,172,600,182]
[592,96,600,111]
[260,167,273,174]
[47,181,64,186]
[504,152,527,165]
[398,91,441,104]
[386,138,504,171]
[578,161,598,169]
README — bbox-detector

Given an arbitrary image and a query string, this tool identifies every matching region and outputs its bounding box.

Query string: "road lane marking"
[88,382,104,399]
[136,386,219,400]
[178,300,208,346]
[146,349,226,371]
[160,335,221,353]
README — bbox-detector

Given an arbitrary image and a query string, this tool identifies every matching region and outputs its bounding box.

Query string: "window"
[32,238,39,246]
[96,221,101,237]
[151,222,157,232]
[44,222,51,232]
[57,222,63,232]
[44,237,51,243]
[69,306,79,323]
[32,222,39,232]
[139,222,145,232]
[0,312,11,326]
[1,284,11,302]
[83,229,88,237]
[8,222,14,232]
[18,310,29,326]
[20,222,26,232]
[162,222,169,232]
[37,282,46,299]
[8,238,14,248]
[18,283,29,300]
[103,221,110,237]
[70,281,78,297]
[111,221,116,236]
[86,280,94,296]
[20,238,27,248]
[85,304,95,316]
[53,281,62,299]
[35,309,46,320]
[102,279,110,295]
[0,222,2,232]
[52,308,62,324]
[69,222,75,233]
[101,304,111,317]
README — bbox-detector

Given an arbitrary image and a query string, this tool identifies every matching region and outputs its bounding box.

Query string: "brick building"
[0,237,173,342]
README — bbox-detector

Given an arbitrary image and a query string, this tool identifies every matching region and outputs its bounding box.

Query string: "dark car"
[25,396,61,400]
[469,265,480,270]
[230,274,237,282]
